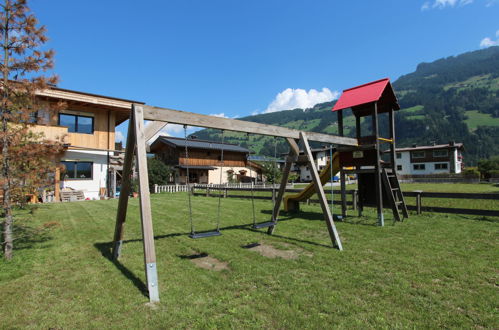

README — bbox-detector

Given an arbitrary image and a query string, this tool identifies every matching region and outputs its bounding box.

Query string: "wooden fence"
[154,182,293,194]
[190,186,499,218]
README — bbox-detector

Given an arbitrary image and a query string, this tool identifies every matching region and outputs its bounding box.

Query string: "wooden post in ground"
[112,108,136,260]
[133,105,160,303]
[372,102,384,226]
[300,132,343,250]
[267,138,299,235]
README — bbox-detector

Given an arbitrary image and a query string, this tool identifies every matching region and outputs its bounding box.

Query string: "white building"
[394,142,464,176]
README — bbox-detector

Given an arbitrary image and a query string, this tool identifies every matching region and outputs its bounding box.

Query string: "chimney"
[412,144,417,148]
[449,141,455,146]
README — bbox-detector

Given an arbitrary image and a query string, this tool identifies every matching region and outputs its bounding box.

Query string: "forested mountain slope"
[193,46,499,165]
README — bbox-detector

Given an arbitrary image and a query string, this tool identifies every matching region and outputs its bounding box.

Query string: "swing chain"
[215,130,225,231]
[184,125,195,234]
[247,133,257,226]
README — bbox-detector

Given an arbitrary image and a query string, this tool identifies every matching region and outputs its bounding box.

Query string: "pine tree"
[1,0,62,259]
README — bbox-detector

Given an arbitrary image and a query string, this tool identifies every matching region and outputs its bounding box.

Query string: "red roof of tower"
[332,78,400,114]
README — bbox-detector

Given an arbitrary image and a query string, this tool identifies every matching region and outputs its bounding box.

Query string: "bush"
[462,168,480,178]
[147,158,173,191]
[489,170,499,178]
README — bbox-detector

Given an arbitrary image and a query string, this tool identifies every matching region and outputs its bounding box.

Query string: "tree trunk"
[1,7,13,260]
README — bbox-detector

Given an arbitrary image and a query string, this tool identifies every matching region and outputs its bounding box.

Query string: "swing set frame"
[112,104,358,303]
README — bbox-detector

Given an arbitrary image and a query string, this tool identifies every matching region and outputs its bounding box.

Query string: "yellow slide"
[284,152,340,212]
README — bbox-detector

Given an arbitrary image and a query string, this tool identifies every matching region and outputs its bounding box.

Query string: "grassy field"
[0,186,498,328]
[464,110,499,131]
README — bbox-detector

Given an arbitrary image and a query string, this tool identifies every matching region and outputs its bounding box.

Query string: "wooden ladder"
[381,168,409,222]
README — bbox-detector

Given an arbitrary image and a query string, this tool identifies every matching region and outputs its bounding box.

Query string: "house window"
[397,165,402,171]
[413,164,425,171]
[433,150,448,158]
[61,161,93,180]
[58,113,94,134]
[412,151,425,159]
[434,163,448,170]
[396,153,402,159]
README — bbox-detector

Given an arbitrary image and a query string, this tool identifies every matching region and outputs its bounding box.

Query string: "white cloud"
[210,112,228,118]
[422,0,474,9]
[115,130,124,143]
[479,30,499,48]
[263,87,339,114]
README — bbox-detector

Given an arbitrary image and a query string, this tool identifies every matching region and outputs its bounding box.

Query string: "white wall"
[60,149,108,200]
[208,166,258,184]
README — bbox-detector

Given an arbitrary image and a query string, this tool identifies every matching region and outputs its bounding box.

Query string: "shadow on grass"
[93,242,148,299]
[11,223,53,251]
[93,214,335,288]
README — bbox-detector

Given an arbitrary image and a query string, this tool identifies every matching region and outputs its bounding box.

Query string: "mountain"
[193,46,499,165]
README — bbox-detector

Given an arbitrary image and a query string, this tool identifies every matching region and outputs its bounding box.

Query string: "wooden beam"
[134,105,160,303]
[142,105,358,146]
[144,120,168,142]
[112,110,136,259]
[300,132,343,250]
[267,138,299,235]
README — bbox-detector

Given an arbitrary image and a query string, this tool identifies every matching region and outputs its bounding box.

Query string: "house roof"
[151,136,250,153]
[394,143,464,153]
[35,85,145,125]
[332,78,400,114]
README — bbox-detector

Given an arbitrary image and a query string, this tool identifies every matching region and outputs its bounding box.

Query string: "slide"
[284,152,340,212]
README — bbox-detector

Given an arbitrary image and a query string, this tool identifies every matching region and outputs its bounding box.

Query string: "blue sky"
[30,0,499,142]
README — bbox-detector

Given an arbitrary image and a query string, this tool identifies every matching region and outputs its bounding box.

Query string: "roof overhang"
[36,86,144,125]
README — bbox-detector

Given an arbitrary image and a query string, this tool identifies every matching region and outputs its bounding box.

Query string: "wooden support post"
[340,170,347,218]
[267,138,299,235]
[352,189,358,211]
[112,110,136,259]
[389,109,396,170]
[415,190,423,215]
[300,132,343,250]
[337,110,344,137]
[134,105,160,303]
[372,102,384,226]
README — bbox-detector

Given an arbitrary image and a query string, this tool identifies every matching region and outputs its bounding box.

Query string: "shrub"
[147,158,173,191]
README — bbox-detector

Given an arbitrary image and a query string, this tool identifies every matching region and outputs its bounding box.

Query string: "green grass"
[464,110,499,131]
[0,191,498,328]
[443,74,499,92]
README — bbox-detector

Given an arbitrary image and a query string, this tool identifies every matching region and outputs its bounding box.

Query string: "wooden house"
[149,136,262,184]
[30,86,142,200]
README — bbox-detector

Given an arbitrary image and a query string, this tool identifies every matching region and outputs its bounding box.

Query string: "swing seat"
[252,221,276,229]
[189,230,222,239]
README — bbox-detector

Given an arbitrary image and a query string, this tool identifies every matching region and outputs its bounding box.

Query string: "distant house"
[28,85,139,200]
[149,136,262,184]
[394,142,464,175]
[294,147,333,182]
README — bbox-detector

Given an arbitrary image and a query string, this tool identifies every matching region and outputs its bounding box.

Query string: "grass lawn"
[0,189,498,328]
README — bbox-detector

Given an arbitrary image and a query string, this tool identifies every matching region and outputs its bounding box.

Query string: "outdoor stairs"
[381,168,409,222]
[60,190,85,202]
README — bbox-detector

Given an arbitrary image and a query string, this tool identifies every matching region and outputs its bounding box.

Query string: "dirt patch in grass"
[183,253,230,271]
[243,242,312,259]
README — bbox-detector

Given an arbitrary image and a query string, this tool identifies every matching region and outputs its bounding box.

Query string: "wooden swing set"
[112,78,406,303]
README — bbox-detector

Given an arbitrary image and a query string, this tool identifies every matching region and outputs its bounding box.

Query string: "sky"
[29,0,499,142]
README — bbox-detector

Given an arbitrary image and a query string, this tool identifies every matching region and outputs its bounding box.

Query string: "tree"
[147,157,173,191]
[477,156,499,179]
[259,160,282,184]
[1,0,61,259]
